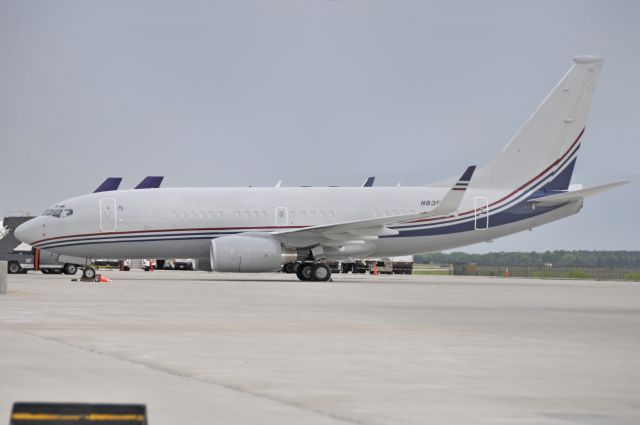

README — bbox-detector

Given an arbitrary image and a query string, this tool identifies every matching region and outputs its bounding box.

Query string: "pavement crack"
[2,325,371,425]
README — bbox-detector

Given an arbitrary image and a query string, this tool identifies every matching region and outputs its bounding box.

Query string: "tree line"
[414,251,640,268]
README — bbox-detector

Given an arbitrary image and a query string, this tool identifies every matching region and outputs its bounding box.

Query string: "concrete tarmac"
[1,270,639,425]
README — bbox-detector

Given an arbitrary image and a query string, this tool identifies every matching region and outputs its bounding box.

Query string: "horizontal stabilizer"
[94,177,122,193]
[362,177,375,187]
[134,176,164,189]
[529,181,629,206]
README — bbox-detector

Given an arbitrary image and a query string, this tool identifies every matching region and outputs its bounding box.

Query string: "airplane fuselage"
[23,184,581,261]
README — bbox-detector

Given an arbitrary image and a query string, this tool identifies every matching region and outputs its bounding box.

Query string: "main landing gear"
[295,262,332,282]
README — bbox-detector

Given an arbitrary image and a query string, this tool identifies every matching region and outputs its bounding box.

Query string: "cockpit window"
[42,206,72,218]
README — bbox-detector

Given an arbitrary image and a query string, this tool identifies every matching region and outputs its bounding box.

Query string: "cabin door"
[474,196,489,230]
[100,198,117,232]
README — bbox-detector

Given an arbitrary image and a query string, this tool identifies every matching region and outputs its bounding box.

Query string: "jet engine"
[210,235,297,272]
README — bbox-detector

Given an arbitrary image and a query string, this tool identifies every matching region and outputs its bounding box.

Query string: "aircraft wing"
[271,166,476,247]
[528,181,629,207]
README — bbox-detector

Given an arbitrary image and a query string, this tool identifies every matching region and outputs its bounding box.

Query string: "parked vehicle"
[173,259,194,270]
[1,215,81,275]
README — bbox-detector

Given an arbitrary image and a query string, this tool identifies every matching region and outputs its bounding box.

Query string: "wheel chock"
[10,402,147,424]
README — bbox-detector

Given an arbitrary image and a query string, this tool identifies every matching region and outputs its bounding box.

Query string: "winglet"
[362,177,375,187]
[94,177,123,193]
[431,165,476,215]
[134,176,164,189]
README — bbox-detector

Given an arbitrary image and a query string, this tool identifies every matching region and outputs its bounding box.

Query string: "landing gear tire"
[82,267,96,280]
[63,264,78,275]
[311,263,332,282]
[296,263,314,281]
[41,269,50,274]
[8,261,21,274]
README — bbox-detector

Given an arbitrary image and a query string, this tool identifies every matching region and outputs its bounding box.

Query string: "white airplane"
[15,56,628,281]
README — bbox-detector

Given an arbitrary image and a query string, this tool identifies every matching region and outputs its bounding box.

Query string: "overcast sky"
[1,0,638,253]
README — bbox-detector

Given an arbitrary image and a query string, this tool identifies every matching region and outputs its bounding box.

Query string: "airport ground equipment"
[172,259,194,270]
[9,402,147,425]
[1,216,83,274]
[341,260,369,274]
[0,261,6,294]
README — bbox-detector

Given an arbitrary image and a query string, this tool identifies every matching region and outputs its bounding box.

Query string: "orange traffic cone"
[503,268,510,278]
[99,275,111,283]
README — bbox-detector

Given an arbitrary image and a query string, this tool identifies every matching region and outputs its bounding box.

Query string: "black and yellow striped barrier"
[10,403,147,425]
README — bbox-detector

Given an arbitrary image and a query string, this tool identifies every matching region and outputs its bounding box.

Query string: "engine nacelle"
[210,235,297,272]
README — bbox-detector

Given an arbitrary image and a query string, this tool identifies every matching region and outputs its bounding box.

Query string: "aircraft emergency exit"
[15,56,628,281]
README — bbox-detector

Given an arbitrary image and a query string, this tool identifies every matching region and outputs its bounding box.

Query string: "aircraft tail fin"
[469,56,603,191]
[134,176,164,189]
[362,177,375,187]
[94,177,122,193]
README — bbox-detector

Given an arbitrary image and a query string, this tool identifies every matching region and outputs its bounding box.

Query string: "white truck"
[1,215,83,274]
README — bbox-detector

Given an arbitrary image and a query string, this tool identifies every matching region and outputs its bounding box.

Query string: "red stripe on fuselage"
[31,225,307,246]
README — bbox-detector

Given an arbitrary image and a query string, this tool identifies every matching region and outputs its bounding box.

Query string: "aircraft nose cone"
[14,221,36,244]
